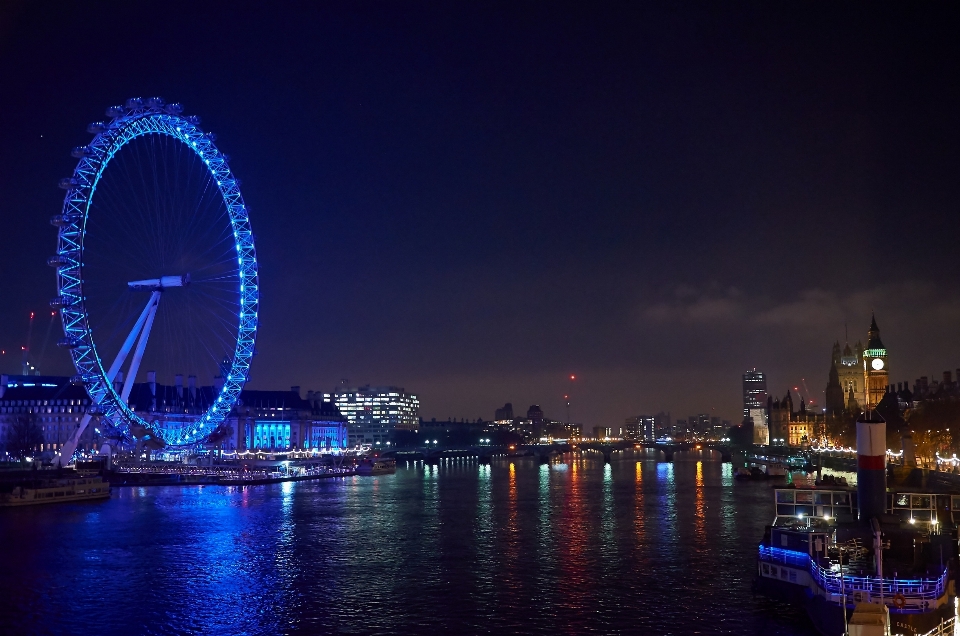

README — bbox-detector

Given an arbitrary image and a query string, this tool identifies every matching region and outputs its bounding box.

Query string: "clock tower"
[863,314,888,410]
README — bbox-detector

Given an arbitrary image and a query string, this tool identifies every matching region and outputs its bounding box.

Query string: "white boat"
[0,476,111,507]
[356,458,396,475]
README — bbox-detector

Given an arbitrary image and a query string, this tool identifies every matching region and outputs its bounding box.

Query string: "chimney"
[175,374,184,399]
[291,386,301,398]
[945,371,953,386]
[856,411,887,522]
[188,375,197,401]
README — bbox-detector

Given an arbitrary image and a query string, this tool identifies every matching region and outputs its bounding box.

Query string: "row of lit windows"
[0,399,87,407]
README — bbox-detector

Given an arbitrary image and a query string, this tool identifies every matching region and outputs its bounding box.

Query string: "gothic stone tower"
[863,314,888,411]
[836,340,865,411]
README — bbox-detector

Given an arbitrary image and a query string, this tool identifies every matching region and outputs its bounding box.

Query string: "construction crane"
[21,312,34,375]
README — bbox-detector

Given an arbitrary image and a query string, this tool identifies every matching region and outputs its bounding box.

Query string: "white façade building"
[0,375,100,459]
[333,385,420,447]
[0,374,351,458]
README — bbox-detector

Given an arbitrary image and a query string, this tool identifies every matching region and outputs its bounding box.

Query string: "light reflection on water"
[0,456,814,635]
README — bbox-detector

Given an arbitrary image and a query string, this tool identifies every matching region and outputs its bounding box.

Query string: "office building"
[743,370,767,419]
[334,385,420,446]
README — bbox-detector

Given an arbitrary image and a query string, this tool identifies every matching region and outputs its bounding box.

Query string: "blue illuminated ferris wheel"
[50,98,259,462]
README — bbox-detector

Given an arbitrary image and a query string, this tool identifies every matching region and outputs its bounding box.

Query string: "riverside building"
[0,375,99,458]
[334,385,420,446]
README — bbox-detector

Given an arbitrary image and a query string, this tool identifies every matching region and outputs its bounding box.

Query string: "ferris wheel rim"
[52,99,259,447]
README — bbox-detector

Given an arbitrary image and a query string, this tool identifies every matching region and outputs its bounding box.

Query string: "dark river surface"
[0,453,818,635]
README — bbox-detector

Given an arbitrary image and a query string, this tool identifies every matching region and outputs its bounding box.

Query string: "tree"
[825,411,857,448]
[906,400,960,465]
[4,414,43,460]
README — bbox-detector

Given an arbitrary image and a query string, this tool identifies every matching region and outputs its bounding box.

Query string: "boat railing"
[758,545,810,568]
[758,545,947,602]
[918,616,956,636]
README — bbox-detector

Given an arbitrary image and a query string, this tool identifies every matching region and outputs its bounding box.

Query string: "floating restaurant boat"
[755,412,958,635]
[0,476,110,507]
[356,458,396,475]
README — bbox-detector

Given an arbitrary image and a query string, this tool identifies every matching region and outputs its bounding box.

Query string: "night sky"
[1,3,959,426]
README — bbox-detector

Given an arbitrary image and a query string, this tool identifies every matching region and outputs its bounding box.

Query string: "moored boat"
[356,458,396,475]
[754,412,958,635]
[0,476,111,507]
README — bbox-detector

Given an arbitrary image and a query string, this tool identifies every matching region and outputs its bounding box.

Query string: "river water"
[0,453,817,635]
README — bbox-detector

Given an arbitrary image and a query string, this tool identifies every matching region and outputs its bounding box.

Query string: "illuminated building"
[334,385,420,446]
[767,390,823,446]
[863,315,888,410]
[749,407,769,445]
[742,370,767,419]
[0,375,349,457]
[0,375,99,458]
[830,339,865,411]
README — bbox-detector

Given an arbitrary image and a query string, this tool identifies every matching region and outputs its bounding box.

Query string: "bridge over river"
[381,440,733,465]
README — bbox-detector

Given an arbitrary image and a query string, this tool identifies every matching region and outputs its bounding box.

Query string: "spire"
[866,314,884,350]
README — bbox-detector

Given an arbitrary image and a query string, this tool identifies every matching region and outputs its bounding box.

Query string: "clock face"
[871,358,885,370]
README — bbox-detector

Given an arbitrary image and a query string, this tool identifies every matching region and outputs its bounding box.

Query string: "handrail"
[758,545,947,602]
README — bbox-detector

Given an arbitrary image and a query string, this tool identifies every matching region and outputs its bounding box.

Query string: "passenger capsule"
[146,96,165,108]
[186,115,201,125]
[125,97,143,109]
[57,337,81,349]
[87,121,106,134]
[49,296,73,308]
[69,375,83,385]
[47,255,68,267]
[105,105,124,118]
[58,177,79,190]
[164,102,183,115]
[71,146,94,159]
[203,132,217,142]
[50,214,79,227]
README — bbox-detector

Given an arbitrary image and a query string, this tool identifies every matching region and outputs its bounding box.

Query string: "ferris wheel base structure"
[51,98,259,466]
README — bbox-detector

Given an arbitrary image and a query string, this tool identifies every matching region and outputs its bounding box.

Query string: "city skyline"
[1,4,959,425]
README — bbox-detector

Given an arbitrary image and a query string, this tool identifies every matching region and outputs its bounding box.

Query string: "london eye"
[50,98,259,463]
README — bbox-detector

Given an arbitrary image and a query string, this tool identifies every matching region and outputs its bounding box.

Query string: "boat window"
[796,491,813,504]
[776,491,795,504]
[814,492,832,505]
[894,494,910,508]
[833,493,849,506]
[912,495,932,509]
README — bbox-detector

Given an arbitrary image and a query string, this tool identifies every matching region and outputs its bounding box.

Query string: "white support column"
[55,291,161,466]
[120,293,159,405]
[107,292,160,382]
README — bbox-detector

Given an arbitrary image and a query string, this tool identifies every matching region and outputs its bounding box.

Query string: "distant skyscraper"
[743,370,767,419]
[495,403,514,421]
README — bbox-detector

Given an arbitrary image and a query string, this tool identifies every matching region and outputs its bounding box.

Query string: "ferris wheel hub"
[127,273,190,291]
